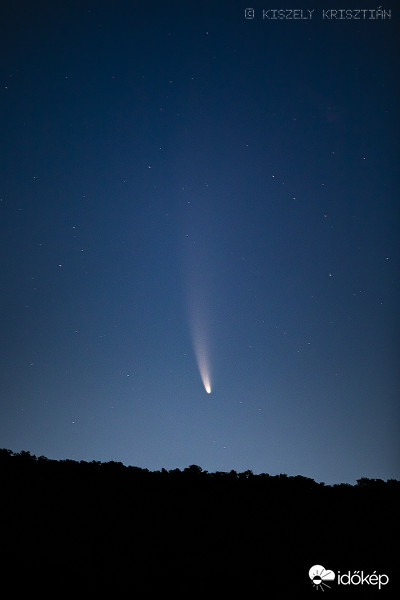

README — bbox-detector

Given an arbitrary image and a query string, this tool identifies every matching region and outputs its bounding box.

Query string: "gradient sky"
[1,1,399,484]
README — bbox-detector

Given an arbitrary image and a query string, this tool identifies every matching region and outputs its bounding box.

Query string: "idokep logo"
[309,564,390,591]
[309,565,335,590]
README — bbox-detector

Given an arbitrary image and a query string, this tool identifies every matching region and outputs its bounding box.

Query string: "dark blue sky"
[1,1,399,484]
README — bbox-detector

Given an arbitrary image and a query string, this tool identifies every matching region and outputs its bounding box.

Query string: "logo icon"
[309,565,336,590]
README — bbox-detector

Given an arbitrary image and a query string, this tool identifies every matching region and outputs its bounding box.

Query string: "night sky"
[1,1,399,484]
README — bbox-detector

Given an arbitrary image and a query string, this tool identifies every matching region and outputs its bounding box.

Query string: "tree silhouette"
[0,448,398,595]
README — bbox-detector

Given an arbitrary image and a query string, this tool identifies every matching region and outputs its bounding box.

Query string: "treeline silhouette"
[1,448,398,595]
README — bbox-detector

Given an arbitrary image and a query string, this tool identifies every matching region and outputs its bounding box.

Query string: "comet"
[183,220,213,394]
[188,295,212,394]
[191,319,212,394]
[197,352,212,394]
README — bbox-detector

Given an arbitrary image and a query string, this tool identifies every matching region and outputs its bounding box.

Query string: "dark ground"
[1,449,398,596]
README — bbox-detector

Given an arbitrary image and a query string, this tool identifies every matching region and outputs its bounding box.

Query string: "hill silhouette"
[1,448,398,596]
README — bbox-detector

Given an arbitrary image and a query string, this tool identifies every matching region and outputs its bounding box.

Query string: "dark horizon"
[1,445,398,595]
[2,446,399,487]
